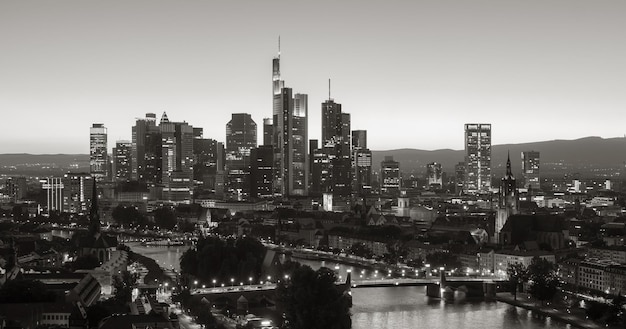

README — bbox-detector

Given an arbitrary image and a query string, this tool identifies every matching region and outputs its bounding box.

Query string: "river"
[124,243,571,329]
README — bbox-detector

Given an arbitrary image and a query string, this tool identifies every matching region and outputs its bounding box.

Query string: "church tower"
[495,152,519,243]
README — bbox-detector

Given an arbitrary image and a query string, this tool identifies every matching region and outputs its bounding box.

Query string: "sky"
[1,0,625,154]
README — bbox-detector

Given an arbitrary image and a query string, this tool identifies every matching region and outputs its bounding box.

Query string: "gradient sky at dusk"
[1,0,625,154]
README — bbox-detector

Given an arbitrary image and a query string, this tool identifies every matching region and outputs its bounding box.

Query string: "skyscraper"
[314,96,351,197]
[131,113,161,186]
[226,113,257,201]
[192,128,219,189]
[351,130,372,195]
[263,118,274,146]
[380,156,400,196]
[464,123,492,194]
[159,112,194,202]
[521,151,540,190]
[270,47,309,197]
[90,123,108,180]
[250,145,274,199]
[113,140,132,181]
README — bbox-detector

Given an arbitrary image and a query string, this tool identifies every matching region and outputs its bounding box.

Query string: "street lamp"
[212,279,216,288]
[230,278,234,287]
[249,277,253,285]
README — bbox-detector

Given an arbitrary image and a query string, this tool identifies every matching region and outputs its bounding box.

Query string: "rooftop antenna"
[278,35,281,58]
[329,78,331,100]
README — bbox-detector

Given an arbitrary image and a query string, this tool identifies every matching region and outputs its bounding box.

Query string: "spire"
[278,35,281,58]
[506,151,512,178]
[89,177,101,235]
[329,78,331,100]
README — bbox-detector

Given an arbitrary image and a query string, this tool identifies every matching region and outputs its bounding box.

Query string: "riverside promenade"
[496,292,617,329]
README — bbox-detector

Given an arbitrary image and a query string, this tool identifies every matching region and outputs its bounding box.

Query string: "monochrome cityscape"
[2,1,626,329]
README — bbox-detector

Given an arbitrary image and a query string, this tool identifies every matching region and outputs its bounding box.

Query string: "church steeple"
[89,177,101,235]
[505,151,513,179]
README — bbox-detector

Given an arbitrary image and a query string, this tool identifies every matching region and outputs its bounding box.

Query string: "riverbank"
[131,251,172,284]
[496,292,615,329]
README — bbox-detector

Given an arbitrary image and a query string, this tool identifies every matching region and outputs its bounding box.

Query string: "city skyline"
[2,0,626,154]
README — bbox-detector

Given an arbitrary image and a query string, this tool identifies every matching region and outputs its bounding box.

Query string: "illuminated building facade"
[521,151,540,190]
[160,112,194,203]
[226,113,257,201]
[380,156,400,196]
[90,123,108,180]
[351,130,372,195]
[464,123,492,194]
[113,140,132,181]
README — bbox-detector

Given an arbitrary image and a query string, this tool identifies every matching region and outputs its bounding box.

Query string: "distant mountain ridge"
[371,136,626,175]
[1,137,624,176]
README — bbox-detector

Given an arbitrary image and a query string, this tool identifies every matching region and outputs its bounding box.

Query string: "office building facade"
[464,123,492,194]
[90,124,108,180]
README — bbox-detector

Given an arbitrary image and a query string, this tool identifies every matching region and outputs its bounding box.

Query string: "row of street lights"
[192,275,284,290]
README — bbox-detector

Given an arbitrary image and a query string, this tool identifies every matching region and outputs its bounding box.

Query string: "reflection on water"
[351,287,570,329]
[126,242,190,272]
[114,242,571,329]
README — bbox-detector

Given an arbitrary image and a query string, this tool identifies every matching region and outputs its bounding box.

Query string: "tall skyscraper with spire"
[313,84,351,197]
[90,123,108,180]
[270,39,309,197]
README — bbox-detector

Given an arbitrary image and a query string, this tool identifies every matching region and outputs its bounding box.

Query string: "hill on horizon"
[1,136,624,176]
[371,136,626,175]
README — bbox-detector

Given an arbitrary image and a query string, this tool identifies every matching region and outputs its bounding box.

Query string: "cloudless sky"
[1,0,625,154]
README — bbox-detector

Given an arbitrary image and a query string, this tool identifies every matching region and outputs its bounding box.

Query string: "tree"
[0,279,56,303]
[112,270,139,304]
[526,257,559,305]
[154,207,177,230]
[277,265,351,329]
[86,302,112,328]
[348,242,373,259]
[425,252,461,270]
[112,205,146,227]
[506,263,527,301]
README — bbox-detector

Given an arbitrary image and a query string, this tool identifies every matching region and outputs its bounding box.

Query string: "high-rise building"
[269,44,309,197]
[464,123,492,194]
[351,130,371,195]
[5,176,27,203]
[90,124,108,180]
[521,151,540,190]
[426,162,443,188]
[41,177,63,215]
[62,172,93,214]
[159,112,194,203]
[192,130,219,189]
[132,113,161,186]
[113,140,132,182]
[263,118,274,146]
[313,97,351,197]
[250,145,274,199]
[380,156,400,196]
[226,113,257,201]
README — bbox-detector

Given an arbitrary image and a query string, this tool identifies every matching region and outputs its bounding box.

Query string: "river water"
[122,243,570,329]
